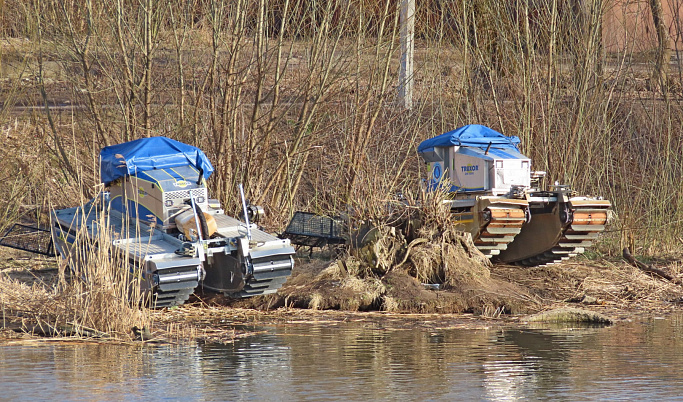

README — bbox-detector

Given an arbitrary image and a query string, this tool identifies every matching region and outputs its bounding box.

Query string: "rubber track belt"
[514,206,609,267]
[475,205,527,258]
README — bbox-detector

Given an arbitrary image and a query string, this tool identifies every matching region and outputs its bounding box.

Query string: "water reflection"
[2,316,683,401]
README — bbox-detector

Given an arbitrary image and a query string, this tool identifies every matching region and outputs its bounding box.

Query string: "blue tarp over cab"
[100,137,214,184]
[417,124,521,154]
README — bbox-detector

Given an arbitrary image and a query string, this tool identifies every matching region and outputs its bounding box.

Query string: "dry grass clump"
[270,193,539,315]
[0,269,146,339]
[407,227,491,287]
[402,189,491,289]
[53,205,152,337]
[0,275,54,328]
[278,260,385,311]
[572,261,683,308]
[0,205,150,340]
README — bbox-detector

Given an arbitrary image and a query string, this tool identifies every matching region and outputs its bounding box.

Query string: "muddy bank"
[202,252,683,322]
[2,242,683,344]
[201,207,683,321]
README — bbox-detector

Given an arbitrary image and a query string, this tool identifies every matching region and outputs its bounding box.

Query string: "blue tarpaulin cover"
[100,137,214,184]
[417,124,521,154]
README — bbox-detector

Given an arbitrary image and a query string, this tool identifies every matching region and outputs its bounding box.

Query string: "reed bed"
[0,1,681,253]
[0,204,150,340]
[2,1,683,335]
[0,1,681,251]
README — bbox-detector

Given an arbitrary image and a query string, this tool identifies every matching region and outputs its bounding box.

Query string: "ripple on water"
[1,316,683,400]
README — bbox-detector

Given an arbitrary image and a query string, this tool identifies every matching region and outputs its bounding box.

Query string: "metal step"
[153,288,195,307]
[238,276,290,297]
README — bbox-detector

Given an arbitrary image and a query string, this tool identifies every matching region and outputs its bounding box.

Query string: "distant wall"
[604,0,683,53]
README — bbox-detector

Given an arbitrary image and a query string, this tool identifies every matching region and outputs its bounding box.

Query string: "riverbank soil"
[202,253,683,322]
[197,215,683,321]
[1,243,683,343]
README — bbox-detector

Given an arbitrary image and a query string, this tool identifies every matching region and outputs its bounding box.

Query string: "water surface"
[2,316,683,401]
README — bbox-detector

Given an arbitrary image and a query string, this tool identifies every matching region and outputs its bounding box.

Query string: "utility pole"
[399,0,415,110]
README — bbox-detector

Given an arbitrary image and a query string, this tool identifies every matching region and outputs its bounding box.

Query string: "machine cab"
[418,125,531,196]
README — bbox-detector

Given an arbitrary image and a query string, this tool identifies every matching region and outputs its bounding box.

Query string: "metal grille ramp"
[163,188,207,202]
[281,211,346,248]
[0,223,55,257]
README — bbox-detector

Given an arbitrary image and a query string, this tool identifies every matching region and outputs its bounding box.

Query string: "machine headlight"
[165,200,173,207]
[196,196,205,204]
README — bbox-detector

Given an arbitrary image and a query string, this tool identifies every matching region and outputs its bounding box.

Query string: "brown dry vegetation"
[1,0,683,249]
[209,250,683,325]
[200,198,683,322]
[2,0,683,341]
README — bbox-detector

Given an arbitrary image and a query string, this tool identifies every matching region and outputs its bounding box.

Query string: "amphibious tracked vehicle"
[417,125,610,266]
[50,137,295,307]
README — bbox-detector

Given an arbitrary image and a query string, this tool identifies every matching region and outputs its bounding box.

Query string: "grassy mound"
[0,210,150,340]
[233,198,538,315]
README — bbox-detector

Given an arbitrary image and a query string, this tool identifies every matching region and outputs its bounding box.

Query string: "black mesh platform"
[281,211,346,248]
[0,224,55,257]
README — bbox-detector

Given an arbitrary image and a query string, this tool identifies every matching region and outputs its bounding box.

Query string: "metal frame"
[0,223,55,257]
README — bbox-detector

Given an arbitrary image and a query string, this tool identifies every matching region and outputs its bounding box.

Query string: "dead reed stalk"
[2,0,683,255]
